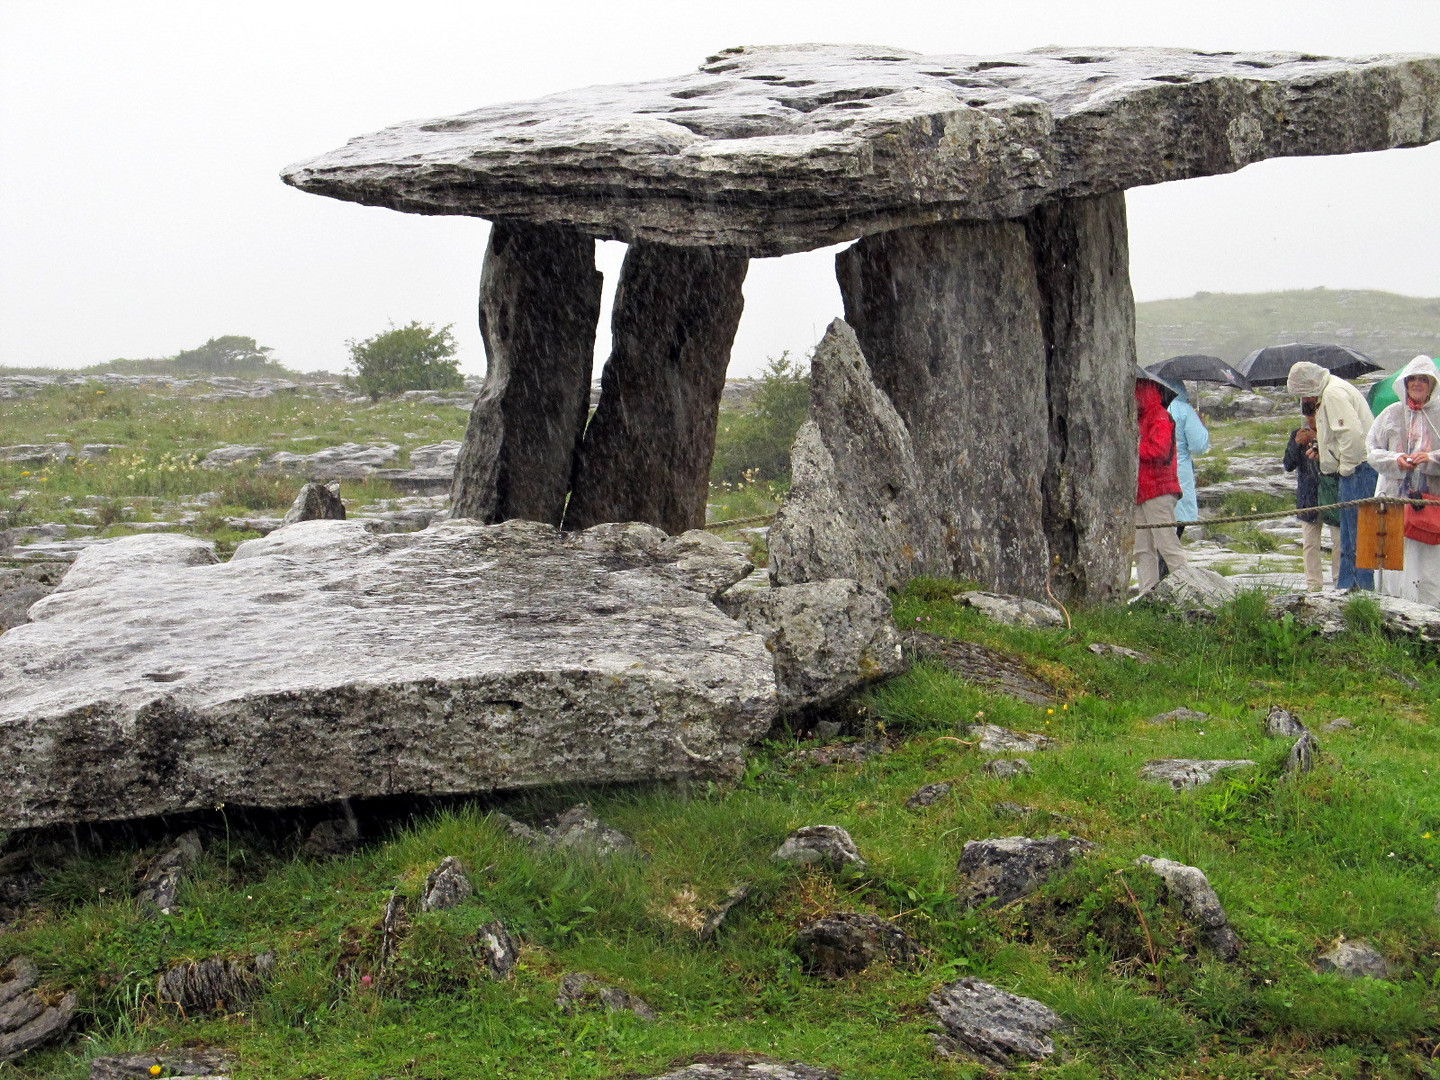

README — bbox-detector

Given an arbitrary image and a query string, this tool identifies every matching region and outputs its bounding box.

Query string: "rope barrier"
[1135,495,1432,529]
[702,511,779,531]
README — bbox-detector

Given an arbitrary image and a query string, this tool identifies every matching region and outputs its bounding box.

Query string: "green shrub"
[347,322,462,401]
[710,353,810,485]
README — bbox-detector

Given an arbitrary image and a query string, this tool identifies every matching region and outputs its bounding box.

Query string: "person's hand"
[1305,446,1318,460]
[1399,454,1419,471]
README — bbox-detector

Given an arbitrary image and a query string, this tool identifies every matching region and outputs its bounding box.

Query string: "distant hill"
[1136,288,1440,372]
[0,335,333,382]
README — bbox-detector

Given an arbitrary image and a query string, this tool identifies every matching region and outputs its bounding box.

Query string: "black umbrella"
[1135,364,1183,403]
[1145,354,1251,391]
[1237,342,1381,386]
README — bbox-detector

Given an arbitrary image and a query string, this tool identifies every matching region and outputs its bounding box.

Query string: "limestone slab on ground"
[283,45,1440,255]
[0,520,777,829]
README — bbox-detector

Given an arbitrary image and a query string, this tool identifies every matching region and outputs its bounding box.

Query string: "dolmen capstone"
[0,522,901,829]
[284,44,1440,601]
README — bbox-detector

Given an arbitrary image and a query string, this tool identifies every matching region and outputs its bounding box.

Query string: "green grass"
[3,586,1438,1079]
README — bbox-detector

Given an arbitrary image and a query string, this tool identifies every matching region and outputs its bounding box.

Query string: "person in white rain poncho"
[1367,354,1440,606]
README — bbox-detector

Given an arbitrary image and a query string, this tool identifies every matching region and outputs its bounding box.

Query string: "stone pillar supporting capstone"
[450,221,603,526]
[836,193,1135,601]
[565,241,748,534]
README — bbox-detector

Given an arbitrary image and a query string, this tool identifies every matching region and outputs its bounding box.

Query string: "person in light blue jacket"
[1169,387,1211,531]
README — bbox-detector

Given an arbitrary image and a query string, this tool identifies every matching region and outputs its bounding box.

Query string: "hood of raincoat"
[1286,361,1330,397]
[1397,354,1439,403]
[1135,378,1166,414]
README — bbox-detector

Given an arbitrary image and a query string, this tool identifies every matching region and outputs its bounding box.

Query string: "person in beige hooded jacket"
[1368,354,1440,605]
[1286,361,1376,590]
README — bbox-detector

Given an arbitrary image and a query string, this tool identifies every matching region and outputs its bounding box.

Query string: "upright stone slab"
[451,222,602,525]
[837,219,1052,595]
[566,242,747,534]
[1027,194,1136,602]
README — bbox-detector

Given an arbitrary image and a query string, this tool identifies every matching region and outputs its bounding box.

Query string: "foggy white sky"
[2,0,1438,377]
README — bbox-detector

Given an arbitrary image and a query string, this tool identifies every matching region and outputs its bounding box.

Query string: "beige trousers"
[1135,494,1187,593]
[1301,520,1340,590]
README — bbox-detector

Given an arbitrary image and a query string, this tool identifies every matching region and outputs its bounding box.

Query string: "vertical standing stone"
[1026,193,1136,603]
[450,221,602,525]
[565,241,748,534]
[836,220,1052,595]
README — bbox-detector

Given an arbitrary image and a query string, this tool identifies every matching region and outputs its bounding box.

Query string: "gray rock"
[90,1049,235,1080]
[555,972,655,1020]
[772,825,866,873]
[1135,856,1240,960]
[265,442,399,480]
[956,835,1094,909]
[793,912,922,977]
[902,632,1057,706]
[638,1055,836,1080]
[155,952,275,1014]
[1140,565,1238,609]
[283,46,1440,256]
[1140,759,1258,789]
[0,520,776,828]
[75,443,124,463]
[476,919,521,979]
[1265,705,1308,737]
[0,443,73,465]
[1315,939,1390,979]
[1286,732,1321,775]
[1270,590,1440,642]
[0,563,66,632]
[566,242,747,535]
[956,591,1065,628]
[542,804,640,859]
[302,817,359,858]
[718,578,903,712]
[970,724,1050,754]
[992,802,1038,818]
[419,856,473,912]
[698,885,752,941]
[451,222,600,527]
[1321,717,1354,732]
[788,740,889,767]
[906,782,953,808]
[0,957,75,1063]
[283,481,346,524]
[200,444,265,468]
[407,442,462,471]
[928,977,1065,1066]
[1087,642,1153,663]
[983,758,1032,778]
[767,319,944,592]
[1149,707,1209,725]
[136,830,203,917]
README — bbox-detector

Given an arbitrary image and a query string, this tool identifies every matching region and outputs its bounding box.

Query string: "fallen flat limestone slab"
[282,45,1440,256]
[1140,759,1258,789]
[1269,590,1440,642]
[0,519,779,829]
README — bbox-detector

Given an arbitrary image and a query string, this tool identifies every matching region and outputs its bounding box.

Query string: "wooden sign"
[1357,501,1404,571]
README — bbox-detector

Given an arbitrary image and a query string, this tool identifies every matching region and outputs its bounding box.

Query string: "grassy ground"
[3,585,1437,1079]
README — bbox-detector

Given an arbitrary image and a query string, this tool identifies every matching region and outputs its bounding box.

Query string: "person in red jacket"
[1134,377,1188,593]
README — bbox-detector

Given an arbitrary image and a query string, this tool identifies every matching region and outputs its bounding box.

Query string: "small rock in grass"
[906,782,953,808]
[956,835,1094,909]
[1140,759,1257,789]
[419,856,473,912]
[928,977,1065,1066]
[699,884,752,941]
[556,972,655,1020]
[638,1055,837,1080]
[955,591,1065,628]
[155,952,275,1014]
[791,740,889,767]
[476,919,521,979]
[991,802,1037,818]
[1148,707,1210,725]
[0,957,76,1064]
[544,804,640,858]
[793,911,923,977]
[983,758,1031,778]
[136,830,203,917]
[1321,717,1354,732]
[301,817,359,858]
[1314,939,1390,979]
[772,825,867,873]
[1265,705,1307,737]
[969,723,1050,754]
[1087,642,1152,663]
[1135,856,1240,960]
[89,1048,236,1079]
[1285,732,1320,775]
[283,481,346,524]
[810,720,843,741]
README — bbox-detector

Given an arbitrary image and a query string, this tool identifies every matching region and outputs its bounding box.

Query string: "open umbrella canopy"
[1368,369,1404,414]
[1136,364,1183,403]
[1145,354,1251,390]
[1237,342,1380,386]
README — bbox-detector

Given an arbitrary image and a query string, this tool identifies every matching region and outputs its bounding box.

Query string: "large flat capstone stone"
[0,522,780,829]
[282,45,1440,255]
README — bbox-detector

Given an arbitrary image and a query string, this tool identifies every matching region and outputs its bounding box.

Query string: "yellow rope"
[1136,495,1431,529]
